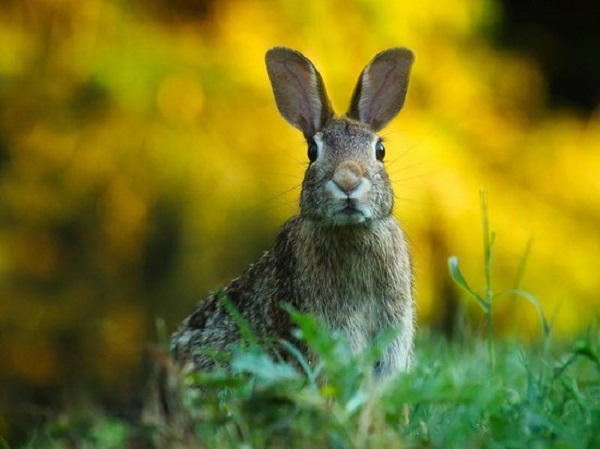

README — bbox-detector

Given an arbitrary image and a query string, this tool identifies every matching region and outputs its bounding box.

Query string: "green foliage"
[449,191,550,368]
[21,316,600,448]
[19,414,130,449]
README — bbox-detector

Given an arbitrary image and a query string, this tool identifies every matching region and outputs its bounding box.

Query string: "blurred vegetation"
[24,313,600,448]
[0,0,598,442]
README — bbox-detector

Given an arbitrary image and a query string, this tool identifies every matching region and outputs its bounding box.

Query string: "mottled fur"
[171,47,415,378]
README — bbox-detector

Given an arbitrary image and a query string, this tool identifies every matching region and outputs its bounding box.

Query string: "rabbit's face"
[300,119,393,226]
[265,46,412,226]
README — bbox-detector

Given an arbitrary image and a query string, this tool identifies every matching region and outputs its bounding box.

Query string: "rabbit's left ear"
[347,48,414,131]
[266,47,334,139]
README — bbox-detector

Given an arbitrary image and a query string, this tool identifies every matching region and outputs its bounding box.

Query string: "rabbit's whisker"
[243,184,302,214]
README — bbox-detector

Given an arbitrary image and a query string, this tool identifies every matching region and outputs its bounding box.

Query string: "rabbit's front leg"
[374,332,413,426]
[373,330,413,379]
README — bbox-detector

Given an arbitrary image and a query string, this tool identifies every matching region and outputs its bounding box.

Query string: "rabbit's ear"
[265,47,334,138]
[347,48,414,131]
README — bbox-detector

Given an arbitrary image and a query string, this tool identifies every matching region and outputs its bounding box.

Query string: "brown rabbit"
[171,47,415,378]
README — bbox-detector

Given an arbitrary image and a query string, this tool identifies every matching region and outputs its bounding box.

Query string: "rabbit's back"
[171,222,299,370]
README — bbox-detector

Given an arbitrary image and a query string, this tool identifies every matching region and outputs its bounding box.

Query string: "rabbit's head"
[265,47,413,227]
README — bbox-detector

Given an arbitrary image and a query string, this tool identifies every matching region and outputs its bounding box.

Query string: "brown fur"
[171,47,416,378]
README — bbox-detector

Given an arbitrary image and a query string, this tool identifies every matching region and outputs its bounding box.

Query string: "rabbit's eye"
[375,140,385,161]
[308,140,318,162]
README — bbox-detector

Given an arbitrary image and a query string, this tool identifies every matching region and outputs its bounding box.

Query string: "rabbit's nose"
[332,161,364,194]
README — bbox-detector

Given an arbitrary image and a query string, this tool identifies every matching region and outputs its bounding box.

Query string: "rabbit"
[171,47,415,379]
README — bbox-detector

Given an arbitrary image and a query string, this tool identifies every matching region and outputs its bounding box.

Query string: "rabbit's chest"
[291,218,411,352]
[330,291,385,352]
[299,252,399,349]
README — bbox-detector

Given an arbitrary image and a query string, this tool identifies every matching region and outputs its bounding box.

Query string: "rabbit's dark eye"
[375,140,385,161]
[307,140,318,162]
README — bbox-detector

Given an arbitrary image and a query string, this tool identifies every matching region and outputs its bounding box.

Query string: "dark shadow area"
[495,0,600,114]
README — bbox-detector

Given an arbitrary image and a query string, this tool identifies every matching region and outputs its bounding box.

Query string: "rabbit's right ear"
[265,47,334,138]
[347,48,414,131]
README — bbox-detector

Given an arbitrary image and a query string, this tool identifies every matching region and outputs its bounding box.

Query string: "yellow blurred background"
[0,0,598,438]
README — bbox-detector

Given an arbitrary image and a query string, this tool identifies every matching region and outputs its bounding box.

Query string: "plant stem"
[487,307,495,369]
[480,190,495,369]
[481,191,492,300]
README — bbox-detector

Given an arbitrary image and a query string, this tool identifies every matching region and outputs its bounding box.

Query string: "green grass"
[18,319,600,449]
[15,196,600,448]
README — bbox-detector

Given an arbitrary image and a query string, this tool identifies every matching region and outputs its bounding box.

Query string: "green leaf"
[217,290,259,346]
[278,338,319,385]
[495,289,549,337]
[231,350,300,383]
[448,256,488,311]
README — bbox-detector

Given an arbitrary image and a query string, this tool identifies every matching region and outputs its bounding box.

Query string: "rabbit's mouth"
[322,177,376,225]
[330,203,371,225]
